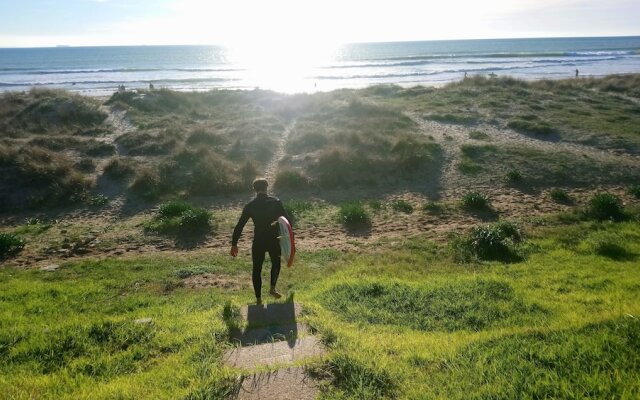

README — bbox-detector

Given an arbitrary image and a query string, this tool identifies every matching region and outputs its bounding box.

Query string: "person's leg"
[251,242,266,302]
[267,238,282,298]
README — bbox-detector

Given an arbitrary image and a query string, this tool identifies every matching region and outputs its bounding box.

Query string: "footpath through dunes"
[223,303,325,400]
[263,119,296,185]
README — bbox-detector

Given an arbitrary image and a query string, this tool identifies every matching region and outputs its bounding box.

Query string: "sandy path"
[263,120,296,184]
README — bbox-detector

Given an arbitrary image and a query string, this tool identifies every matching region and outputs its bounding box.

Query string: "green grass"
[320,279,544,332]
[1,220,640,398]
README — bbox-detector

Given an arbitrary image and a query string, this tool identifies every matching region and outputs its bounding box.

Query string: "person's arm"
[231,205,250,256]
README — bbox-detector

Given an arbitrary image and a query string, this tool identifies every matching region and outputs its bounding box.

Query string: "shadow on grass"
[463,207,499,222]
[344,221,372,238]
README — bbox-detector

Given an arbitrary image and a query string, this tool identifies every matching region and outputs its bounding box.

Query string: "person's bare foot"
[269,288,282,299]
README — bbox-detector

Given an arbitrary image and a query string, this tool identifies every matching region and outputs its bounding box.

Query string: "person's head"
[252,178,268,193]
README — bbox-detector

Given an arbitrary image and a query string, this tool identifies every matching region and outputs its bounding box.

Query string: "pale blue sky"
[1,0,639,47]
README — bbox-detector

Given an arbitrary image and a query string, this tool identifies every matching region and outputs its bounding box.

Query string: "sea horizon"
[1,35,639,96]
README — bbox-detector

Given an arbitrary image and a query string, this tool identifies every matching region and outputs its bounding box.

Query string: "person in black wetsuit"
[230,178,292,304]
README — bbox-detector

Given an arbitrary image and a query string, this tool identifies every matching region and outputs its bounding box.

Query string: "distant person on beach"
[149,83,154,90]
[231,178,292,305]
[464,72,467,79]
[575,69,579,78]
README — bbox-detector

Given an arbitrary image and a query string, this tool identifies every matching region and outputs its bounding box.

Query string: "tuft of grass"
[87,194,109,207]
[469,131,490,140]
[588,193,626,221]
[158,200,193,219]
[550,188,573,204]
[506,169,523,183]
[629,185,640,199]
[451,221,524,262]
[339,202,370,226]
[0,233,25,259]
[422,201,446,214]
[390,199,414,214]
[461,192,490,210]
[507,118,555,135]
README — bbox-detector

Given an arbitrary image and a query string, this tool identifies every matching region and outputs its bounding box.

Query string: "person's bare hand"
[230,245,238,257]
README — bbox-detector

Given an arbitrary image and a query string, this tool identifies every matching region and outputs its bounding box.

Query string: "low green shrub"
[506,169,523,183]
[87,195,109,207]
[0,233,25,258]
[146,201,211,236]
[461,192,490,210]
[550,188,573,204]
[469,131,490,140]
[339,202,370,226]
[390,199,414,214]
[507,119,555,135]
[452,221,523,262]
[629,185,640,199]
[158,201,192,219]
[422,201,446,214]
[588,193,625,221]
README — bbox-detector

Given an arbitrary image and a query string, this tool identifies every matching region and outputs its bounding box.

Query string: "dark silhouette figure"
[575,69,579,78]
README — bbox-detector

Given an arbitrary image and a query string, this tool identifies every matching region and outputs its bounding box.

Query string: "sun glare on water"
[228,40,336,93]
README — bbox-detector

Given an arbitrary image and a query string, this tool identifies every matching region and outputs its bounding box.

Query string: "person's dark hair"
[253,178,268,192]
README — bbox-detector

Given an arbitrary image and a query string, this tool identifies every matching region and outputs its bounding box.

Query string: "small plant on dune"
[0,233,25,259]
[146,201,211,236]
[339,202,370,226]
[629,185,640,199]
[507,119,555,135]
[452,221,524,262]
[469,131,490,140]
[506,169,523,183]
[87,195,109,207]
[368,200,384,212]
[588,193,626,221]
[158,201,192,219]
[390,199,414,214]
[550,188,573,204]
[423,201,446,214]
[461,192,490,210]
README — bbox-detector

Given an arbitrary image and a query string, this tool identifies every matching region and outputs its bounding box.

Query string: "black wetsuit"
[232,193,291,299]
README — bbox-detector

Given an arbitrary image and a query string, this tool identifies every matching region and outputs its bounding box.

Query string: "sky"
[0,0,639,48]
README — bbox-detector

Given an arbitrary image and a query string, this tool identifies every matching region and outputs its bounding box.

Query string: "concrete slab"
[224,336,325,370]
[230,323,310,346]
[240,303,303,327]
[232,367,319,400]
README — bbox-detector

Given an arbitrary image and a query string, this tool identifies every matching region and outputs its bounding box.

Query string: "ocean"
[1,36,639,96]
